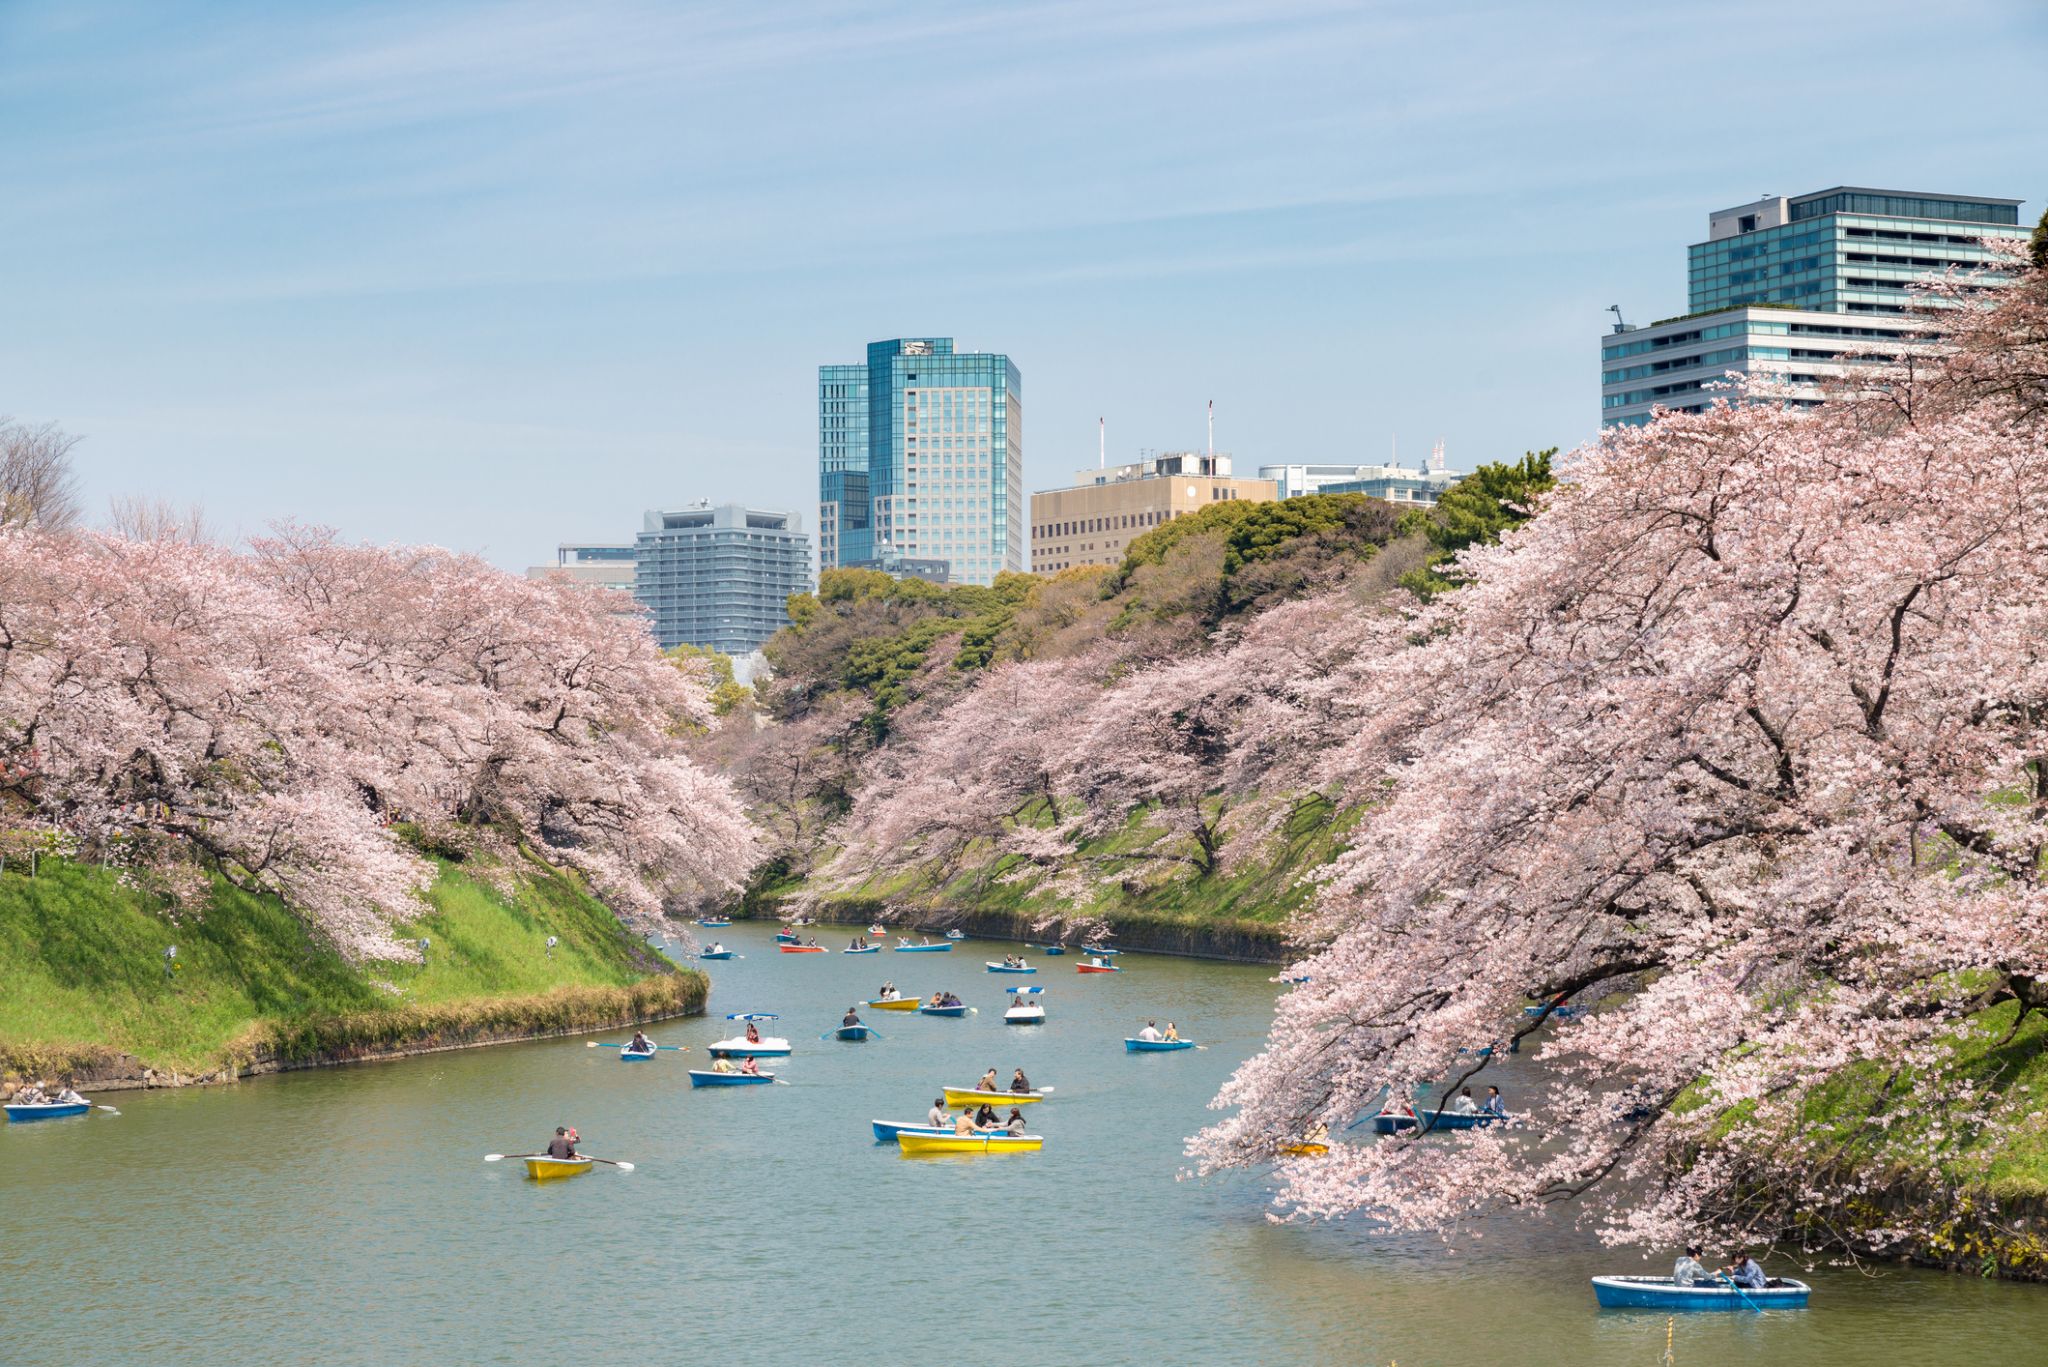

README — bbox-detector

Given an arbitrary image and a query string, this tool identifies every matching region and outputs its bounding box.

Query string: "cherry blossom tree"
[1191,248,2048,1258]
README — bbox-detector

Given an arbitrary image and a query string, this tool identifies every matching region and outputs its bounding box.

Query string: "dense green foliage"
[1399,448,1558,599]
[0,852,681,1072]
[1103,492,1400,594]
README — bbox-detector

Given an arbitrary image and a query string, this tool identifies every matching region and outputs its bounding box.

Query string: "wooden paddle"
[584,1156,636,1171]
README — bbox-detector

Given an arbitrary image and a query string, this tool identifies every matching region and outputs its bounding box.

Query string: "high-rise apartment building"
[1031,452,1275,574]
[632,503,811,654]
[1602,186,2026,428]
[819,338,1023,586]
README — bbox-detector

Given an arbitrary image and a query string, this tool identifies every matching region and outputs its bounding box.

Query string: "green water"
[3,923,2042,1365]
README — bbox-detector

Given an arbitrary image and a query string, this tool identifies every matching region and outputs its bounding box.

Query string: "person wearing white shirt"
[1137,1021,1163,1043]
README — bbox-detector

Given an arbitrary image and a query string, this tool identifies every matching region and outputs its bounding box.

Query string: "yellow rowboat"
[1279,1143,1329,1157]
[897,1132,1043,1155]
[523,1156,594,1181]
[867,997,922,1012]
[942,1086,1045,1108]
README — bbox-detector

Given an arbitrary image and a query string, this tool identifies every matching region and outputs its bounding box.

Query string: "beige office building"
[1030,452,1276,573]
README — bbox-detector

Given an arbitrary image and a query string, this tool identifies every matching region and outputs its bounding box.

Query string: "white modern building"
[1259,444,1461,506]
[1602,186,2027,428]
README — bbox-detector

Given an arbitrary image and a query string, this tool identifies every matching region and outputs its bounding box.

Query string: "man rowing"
[842,1006,862,1028]
[545,1127,582,1161]
[1137,1020,1163,1043]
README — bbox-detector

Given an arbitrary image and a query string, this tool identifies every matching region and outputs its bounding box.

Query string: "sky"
[3,0,2044,570]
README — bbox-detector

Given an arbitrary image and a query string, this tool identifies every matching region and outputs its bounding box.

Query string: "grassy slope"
[0,852,693,1073]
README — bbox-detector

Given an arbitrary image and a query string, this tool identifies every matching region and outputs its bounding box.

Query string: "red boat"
[1076,959,1122,974]
[779,944,827,954]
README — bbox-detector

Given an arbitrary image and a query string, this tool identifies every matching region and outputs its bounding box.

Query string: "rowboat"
[843,946,879,955]
[898,1132,1042,1155]
[1590,1276,1811,1311]
[775,931,799,944]
[1076,960,1121,974]
[944,930,965,940]
[894,942,952,953]
[700,949,735,960]
[833,1024,874,1041]
[1125,1038,1195,1052]
[523,1156,594,1180]
[1079,945,1121,957]
[3,1101,92,1122]
[918,1003,968,1018]
[779,944,827,954]
[985,961,1036,974]
[942,1086,1045,1108]
[688,1070,775,1087]
[867,924,887,936]
[1369,1111,1509,1134]
[1005,987,1046,1025]
[1279,1142,1329,1157]
[871,1120,952,1142]
[619,1047,656,1062]
[868,996,921,1012]
[697,918,731,927]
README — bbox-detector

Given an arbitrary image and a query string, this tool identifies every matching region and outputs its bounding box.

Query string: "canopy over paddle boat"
[894,940,952,953]
[4,1100,93,1122]
[1370,1110,1510,1135]
[1076,959,1121,974]
[1590,1276,1811,1311]
[1125,1037,1195,1052]
[942,1085,1045,1108]
[868,995,922,1012]
[1030,944,1066,956]
[524,1155,594,1180]
[986,961,1036,974]
[700,949,735,960]
[871,1120,952,1142]
[898,1132,1042,1155]
[779,944,827,954]
[833,1024,875,1042]
[706,1013,791,1057]
[1004,986,1046,1024]
[696,918,731,927]
[944,929,965,940]
[688,1069,776,1087]
[918,1002,969,1018]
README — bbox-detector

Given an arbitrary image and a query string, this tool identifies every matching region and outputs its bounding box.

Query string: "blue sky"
[4,1,2044,569]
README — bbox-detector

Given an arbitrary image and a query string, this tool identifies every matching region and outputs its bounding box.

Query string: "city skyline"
[3,2,2044,571]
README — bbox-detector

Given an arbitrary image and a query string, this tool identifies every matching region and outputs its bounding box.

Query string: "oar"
[1716,1272,1763,1312]
[587,1041,688,1051]
[818,1027,885,1040]
[483,1152,545,1162]
[584,1156,636,1171]
[95,1104,121,1114]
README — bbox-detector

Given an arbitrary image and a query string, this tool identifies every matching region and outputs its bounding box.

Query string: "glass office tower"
[1602,186,2025,428]
[818,338,1022,585]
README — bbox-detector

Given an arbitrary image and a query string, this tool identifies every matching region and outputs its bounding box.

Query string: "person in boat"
[1164,1022,1180,1041]
[1137,1020,1163,1043]
[1303,1121,1330,1144]
[927,991,945,1008]
[879,983,900,1001]
[628,1031,653,1053]
[744,1021,762,1045]
[929,1098,950,1129]
[1671,1245,1711,1287]
[842,1007,862,1028]
[942,991,962,1007]
[1723,1252,1767,1289]
[953,1109,978,1136]
[545,1127,582,1161]
[1003,1107,1027,1136]
[1451,1087,1479,1115]
[974,1103,1000,1129]
[1010,1068,1031,1094]
[978,1068,1000,1094]
[53,1086,86,1106]
[739,1056,762,1076]
[13,1082,50,1105]
[710,941,725,954]
[711,1055,738,1074]
[1482,1085,1507,1117]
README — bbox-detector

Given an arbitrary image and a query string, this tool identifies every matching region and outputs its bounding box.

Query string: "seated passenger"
[1010,1068,1031,1093]
[1137,1021,1163,1043]
[1451,1088,1479,1115]
[1671,1246,1710,1287]
[1724,1253,1766,1289]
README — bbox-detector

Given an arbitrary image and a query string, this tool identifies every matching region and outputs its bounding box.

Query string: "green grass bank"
[0,851,704,1091]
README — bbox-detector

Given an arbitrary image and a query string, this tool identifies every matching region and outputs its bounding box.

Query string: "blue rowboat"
[688,1070,774,1088]
[1030,944,1066,956]
[697,918,731,927]
[1370,1111,1509,1135]
[1124,1038,1195,1052]
[775,931,798,943]
[700,949,735,960]
[918,1003,969,1018]
[871,1120,952,1142]
[944,930,964,940]
[985,961,1036,974]
[619,1048,656,1062]
[843,946,879,955]
[895,942,952,953]
[1590,1276,1810,1311]
[834,1025,874,1042]
[4,1101,92,1121]
[1080,945,1120,956]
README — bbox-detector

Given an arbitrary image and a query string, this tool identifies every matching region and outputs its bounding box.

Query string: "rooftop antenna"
[1099,417,1105,469]
[1607,304,1629,334]
[1206,399,1214,458]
